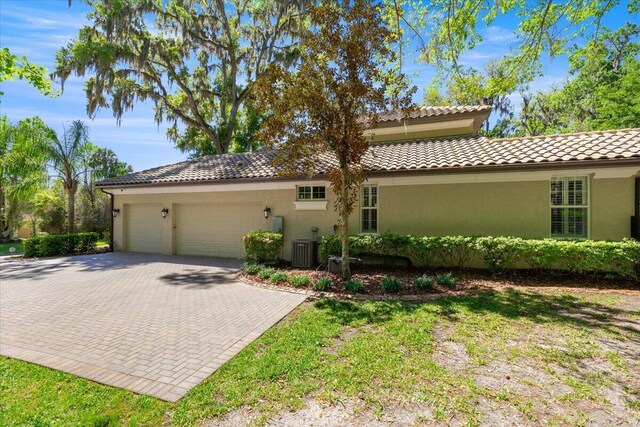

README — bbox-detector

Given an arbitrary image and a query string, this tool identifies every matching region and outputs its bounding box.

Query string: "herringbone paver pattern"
[0,253,306,402]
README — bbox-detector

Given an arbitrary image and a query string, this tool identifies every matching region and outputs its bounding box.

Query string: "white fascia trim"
[377,166,639,186]
[293,201,328,211]
[105,166,638,194]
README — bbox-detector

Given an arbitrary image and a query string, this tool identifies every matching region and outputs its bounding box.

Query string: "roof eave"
[95,157,640,189]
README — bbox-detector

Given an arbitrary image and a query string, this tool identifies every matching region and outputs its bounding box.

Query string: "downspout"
[100,188,114,252]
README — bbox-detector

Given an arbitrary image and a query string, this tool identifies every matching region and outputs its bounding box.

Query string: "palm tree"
[0,116,50,241]
[48,121,90,233]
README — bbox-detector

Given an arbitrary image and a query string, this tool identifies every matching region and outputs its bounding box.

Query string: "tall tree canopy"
[255,0,414,279]
[516,23,640,136]
[0,48,57,98]
[55,0,310,157]
[411,1,639,135]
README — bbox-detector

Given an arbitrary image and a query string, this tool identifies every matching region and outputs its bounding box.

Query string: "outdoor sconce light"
[112,208,120,218]
[161,208,169,219]
[263,207,271,219]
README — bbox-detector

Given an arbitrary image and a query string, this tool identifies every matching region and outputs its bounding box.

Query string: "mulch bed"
[241,262,640,299]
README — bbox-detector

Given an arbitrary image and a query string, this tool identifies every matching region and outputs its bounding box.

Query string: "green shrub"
[436,272,457,288]
[243,262,262,275]
[289,274,311,288]
[24,233,99,257]
[270,271,289,284]
[319,233,640,279]
[314,276,333,291]
[345,279,365,293]
[381,276,402,293]
[414,275,434,290]
[242,231,284,264]
[257,268,276,280]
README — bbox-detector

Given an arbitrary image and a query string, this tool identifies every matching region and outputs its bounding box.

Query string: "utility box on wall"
[272,216,284,233]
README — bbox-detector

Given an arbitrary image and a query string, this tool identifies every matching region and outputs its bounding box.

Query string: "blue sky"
[0,0,630,171]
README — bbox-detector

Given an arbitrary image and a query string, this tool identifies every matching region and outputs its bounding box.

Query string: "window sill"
[294,201,328,211]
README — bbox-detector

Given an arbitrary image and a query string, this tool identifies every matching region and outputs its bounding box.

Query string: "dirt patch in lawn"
[206,398,435,427]
[431,295,640,426]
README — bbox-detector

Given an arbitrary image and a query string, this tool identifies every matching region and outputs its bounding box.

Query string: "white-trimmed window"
[297,185,326,200]
[361,184,378,233]
[550,176,589,238]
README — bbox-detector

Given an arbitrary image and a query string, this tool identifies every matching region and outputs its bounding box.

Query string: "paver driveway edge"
[0,253,308,402]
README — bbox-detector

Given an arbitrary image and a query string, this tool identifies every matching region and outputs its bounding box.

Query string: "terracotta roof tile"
[375,105,492,123]
[97,128,640,187]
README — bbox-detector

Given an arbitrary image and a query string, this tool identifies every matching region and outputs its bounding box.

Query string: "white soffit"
[363,118,475,138]
[108,166,638,194]
[377,166,639,186]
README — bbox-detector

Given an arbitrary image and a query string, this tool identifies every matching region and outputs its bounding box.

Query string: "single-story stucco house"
[96,105,640,261]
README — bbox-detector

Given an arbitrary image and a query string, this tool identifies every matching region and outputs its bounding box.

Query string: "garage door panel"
[125,204,163,253]
[175,203,262,258]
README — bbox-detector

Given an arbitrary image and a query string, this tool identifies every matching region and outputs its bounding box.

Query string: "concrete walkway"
[0,252,306,402]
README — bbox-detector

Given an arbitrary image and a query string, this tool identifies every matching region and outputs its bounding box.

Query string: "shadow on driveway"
[0,252,242,282]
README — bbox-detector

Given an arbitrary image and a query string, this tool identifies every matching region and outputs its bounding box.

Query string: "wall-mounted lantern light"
[112,208,120,218]
[161,208,169,219]
[263,207,271,219]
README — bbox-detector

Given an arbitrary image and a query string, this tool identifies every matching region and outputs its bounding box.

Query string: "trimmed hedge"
[24,233,99,257]
[319,233,640,279]
[242,231,284,264]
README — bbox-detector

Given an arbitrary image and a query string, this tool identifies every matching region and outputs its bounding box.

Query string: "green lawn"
[0,241,23,256]
[1,289,638,426]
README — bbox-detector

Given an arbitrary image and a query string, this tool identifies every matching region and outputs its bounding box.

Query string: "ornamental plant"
[381,276,402,293]
[242,231,284,264]
[314,276,333,292]
[346,278,365,293]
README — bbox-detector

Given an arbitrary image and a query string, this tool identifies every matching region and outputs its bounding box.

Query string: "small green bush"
[381,276,402,293]
[243,262,262,275]
[414,275,434,290]
[24,232,99,257]
[289,274,311,288]
[242,231,284,264]
[436,272,457,288]
[257,268,276,280]
[270,271,289,284]
[345,279,365,293]
[314,276,333,291]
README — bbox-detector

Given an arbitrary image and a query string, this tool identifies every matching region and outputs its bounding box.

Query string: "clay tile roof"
[375,105,492,123]
[96,128,640,187]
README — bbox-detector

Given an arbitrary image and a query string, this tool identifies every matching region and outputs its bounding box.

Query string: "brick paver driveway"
[0,253,306,402]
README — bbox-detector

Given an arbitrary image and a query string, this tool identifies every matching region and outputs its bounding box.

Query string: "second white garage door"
[175,202,263,258]
[125,203,164,253]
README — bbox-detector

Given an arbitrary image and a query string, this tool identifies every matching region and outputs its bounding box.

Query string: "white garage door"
[175,202,263,258]
[124,204,163,253]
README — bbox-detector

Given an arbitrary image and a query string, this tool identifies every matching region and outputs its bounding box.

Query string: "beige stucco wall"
[378,180,550,238]
[112,187,358,259]
[591,177,635,240]
[111,172,637,260]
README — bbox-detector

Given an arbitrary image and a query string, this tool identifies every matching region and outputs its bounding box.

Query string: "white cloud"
[484,26,517,43]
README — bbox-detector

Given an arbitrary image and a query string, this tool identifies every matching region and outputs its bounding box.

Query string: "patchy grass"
[0,357,168,426]
[0,242,23,256]
[1,289,639,426]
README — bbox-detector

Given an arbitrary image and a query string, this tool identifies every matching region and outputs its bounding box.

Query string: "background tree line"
[0,116,131,242]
